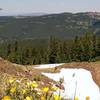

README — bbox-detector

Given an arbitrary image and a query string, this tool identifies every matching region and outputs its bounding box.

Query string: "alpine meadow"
[0,0,100,100]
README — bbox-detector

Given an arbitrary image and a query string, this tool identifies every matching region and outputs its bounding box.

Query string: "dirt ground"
[0,57,56,86]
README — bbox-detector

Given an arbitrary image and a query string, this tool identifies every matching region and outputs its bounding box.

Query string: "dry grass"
[0,57,57,89]
[0,57,99,99]
[0,57,100,87]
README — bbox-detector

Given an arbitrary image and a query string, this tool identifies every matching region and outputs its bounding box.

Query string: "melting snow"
[42,68,100,100]
[33,63,64,69]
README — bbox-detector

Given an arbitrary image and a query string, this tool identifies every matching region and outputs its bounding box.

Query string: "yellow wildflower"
[37,92,42,95]
[32,81,36,83]
[27,81,32,87]
[86,96,90,100]
[53,94,61,100]
[74,97,79,100]
[51,86,60,91]
[8,79,14,84]
[10,87,16,93]
[27,81,38,88]
[41,96,45,100]
[25,96,32,100]
[21,89,27,94]
[2,96,11,100]
[31,82,38,88]
[42,87,49,92]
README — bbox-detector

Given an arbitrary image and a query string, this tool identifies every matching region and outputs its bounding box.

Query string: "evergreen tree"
[49,36,61,63]
[14,41,18,53]
[7,43,11,57]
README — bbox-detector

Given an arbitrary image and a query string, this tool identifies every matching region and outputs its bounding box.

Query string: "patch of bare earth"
[0,57,56,87]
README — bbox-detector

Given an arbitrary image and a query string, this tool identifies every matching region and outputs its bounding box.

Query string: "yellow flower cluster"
[86,96,90,100]
[2,96,11,100]
[74,97,79,100]
[74,96,90,100]
[31,81,38,88]
[25,96,32,100]
[41,96,45,100]
[51,86,59,91]
[21,89,27,94]
[10,87,16,93]
[27,81,38,88]
[8,79,15,84]
[0,76,91,100]
[42,87,49,92]
[53,94,61,100]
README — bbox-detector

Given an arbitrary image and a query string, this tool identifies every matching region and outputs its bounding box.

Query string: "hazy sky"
[0,0,100,15]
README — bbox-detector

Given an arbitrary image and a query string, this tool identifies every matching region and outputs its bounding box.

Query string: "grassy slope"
[0,57,56,87]
[0,57,100,88]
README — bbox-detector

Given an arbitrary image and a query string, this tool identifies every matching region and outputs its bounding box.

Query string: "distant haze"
[0,0,100,16]
[0,8,3,10]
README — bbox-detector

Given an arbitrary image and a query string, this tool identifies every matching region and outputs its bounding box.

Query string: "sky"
[0,0,100,15]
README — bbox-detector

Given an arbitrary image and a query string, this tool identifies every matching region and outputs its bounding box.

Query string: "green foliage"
[0,12,100,41]
[0,33,100,64]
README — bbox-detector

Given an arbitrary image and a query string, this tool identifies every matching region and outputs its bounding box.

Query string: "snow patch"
[42,68,100,100]
[33,63,64,69]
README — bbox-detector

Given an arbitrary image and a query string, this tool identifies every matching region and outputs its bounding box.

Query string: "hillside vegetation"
[0,57,100,100]
[0,12,100,100]
[0,12,100,41]
[0,57,62,99]
[1,33,100,65]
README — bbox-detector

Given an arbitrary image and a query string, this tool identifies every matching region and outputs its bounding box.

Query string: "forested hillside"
[0,33,100,64]
[0,12,100,41]
[0,12,100,64]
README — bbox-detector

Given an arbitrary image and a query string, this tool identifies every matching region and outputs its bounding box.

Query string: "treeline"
[0,33,100,65]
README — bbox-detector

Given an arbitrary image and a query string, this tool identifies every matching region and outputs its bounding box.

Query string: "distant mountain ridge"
[0,12,100,41]
[0,12,48,17]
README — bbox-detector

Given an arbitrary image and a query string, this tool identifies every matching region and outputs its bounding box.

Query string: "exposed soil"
[0,57,56,86]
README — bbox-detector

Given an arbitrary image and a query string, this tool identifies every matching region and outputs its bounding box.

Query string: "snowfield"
[33,63,64,69]
[42,68,100,100]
